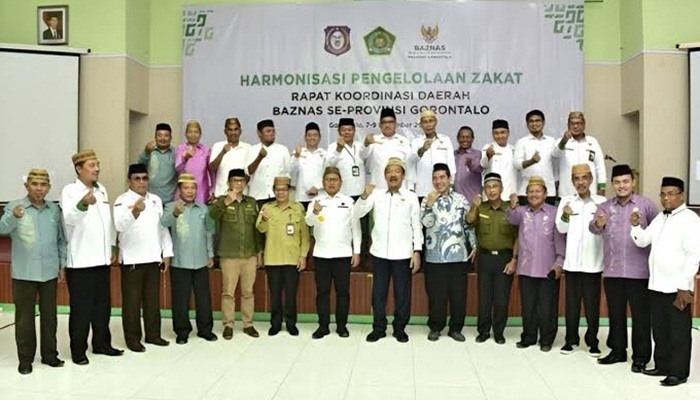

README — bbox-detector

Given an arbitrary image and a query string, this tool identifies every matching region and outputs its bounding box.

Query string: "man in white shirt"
[291,122,327,209]
[481,120,518,201]
[114,164,174,352]
[209,117,251,197]
[246,119,291,206]
[513,110,557,204]
[306,167,361,339]
[555,164,606,357]
[410,110,456,198]
[363,108,412,190]
[354,157,423,343]
[60,150,123,365]
[325,118,366,198]
[552,112,607,198]
[630,177,700,387]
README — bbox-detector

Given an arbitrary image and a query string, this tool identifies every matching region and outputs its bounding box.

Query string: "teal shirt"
[0,197,66,282]
[138,147,177,203]
[161,201,214,269]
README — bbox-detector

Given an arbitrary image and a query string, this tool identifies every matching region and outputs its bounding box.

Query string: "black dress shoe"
[631,362,646,373]
[312,327,330,339]
[475,333,490,343]
[598,352,627,365]
[93,347,124,356]
[447,331,466,342]
[336,326,350,338]
[198,332,218,341]
[366,330,386,342]
[516,341,534,349]
[176,335,188,345]
[268,326,281,336]
[127,343,146,353]
[427,330,440,341]
[41,358,65,368]
[393,330,409,343]
[18,363,32,375]
[146,337,170,346]
[539,344,552,352]
[660,376,688,387]
[643,368,667,377]
[495,337,506,345]
[243,327,259,338]
[72,356,89,365]
[287,325,300,336]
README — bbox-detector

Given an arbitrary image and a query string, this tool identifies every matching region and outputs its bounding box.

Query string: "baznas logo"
[421,25,439,43]
[324,26,351,56]
[364,26,395,56]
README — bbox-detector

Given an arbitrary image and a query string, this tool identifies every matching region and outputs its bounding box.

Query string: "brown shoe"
[243,326,260,338]
[223,327,233,340]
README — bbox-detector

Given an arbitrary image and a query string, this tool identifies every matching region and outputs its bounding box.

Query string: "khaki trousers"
[220,257,257,328]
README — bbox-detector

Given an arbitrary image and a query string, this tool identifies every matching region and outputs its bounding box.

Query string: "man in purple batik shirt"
[453,126,483,202]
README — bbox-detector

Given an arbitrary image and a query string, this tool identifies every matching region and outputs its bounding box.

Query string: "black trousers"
[477,252,514,338]
[267,265,299,328]
[314,257,351,329]
[170,266,214,337]
[649,290,692,378]
[121,263,161,345]
[372,256,412,332]
[424,262,468,332]
[66,266,113,357]
[13,278,58,364]
[604,278,651,363]
[519,275,560,346]
[564,271,601,347]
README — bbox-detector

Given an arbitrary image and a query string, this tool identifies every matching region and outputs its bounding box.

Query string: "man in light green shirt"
[138,123,177,203]
[256,175,310,336]
[0,169,66,375]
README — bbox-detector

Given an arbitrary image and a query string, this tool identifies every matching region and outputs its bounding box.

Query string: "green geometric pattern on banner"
[183,8,215,57]
[544,3,584,51]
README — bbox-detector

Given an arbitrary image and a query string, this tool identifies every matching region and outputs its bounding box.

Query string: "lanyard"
[343,143,357,164]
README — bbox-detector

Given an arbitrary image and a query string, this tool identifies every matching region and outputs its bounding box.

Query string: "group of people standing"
[1,108,697,388]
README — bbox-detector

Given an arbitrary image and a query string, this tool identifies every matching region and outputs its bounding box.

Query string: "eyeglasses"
[131,176,149,182]
[659,192,682,198]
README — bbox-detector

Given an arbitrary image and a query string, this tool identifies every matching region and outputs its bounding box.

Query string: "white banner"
[183,1,584,150]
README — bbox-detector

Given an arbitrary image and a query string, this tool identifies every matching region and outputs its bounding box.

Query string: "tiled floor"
[0,314,699,400]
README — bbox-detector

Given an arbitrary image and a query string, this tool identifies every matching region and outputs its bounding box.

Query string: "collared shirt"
[630,204,700,293]
[138,146,177,204]
[354,188,423,260]
[420,190,476,263]
[507,204,565,278]
[246,143,291,200]
[0,198,66,281]
[291,147,327,202]
[324,141,367,197]
[114,190,173,265]
[363,134,412,190]
[210,195,263,259]
[552,135,607,197]
[256,201,310,266]
[209,141,251,197]
[161,201,214,269]
[555,193,606,273]
[175,143,212,203]
[471,202,518,251]
[305,192,360,258]
[589,194,657,279]
[410,134,456,197]
[513,134,558,195]
[454,147,484,202]
[480,142,518,201]
[61,180,115,269]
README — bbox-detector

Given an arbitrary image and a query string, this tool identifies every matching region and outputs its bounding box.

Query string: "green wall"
[126,0,150,62]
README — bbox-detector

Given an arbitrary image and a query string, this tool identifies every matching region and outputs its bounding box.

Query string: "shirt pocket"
[222,209,239,223]
[244,209,257,224]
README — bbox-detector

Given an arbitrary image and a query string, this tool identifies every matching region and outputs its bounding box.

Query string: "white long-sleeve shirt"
[354,188,423,260]
[209,141,251,197]
[246,142,290,200]
[305,192,361,258]
[555,193,606,273]
[513,134,558,195]
[60,180,115,269]
[552,135,606,198]
[480,142,518,200]
[409,134,456,197]
[363,134,412,190]
[324,141,367,197]
[114,190,173,265]
[290,147,327,202]
[630,204,700,293]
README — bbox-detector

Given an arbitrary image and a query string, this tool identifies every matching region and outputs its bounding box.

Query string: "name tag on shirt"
[352,165,360,177]
[286,223,295,235]
[479,214,490,219]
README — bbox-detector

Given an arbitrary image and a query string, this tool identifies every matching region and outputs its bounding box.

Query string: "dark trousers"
[649,290,692,378]
[314,257,351,328]
[564,271,601,347]
[121,263,161,345]
[371,256,412,332]
[13,278,58,364]
[267,265,299,328]
[519,275,560,346]
[424,262,468,332]
[477,252,514,338]
[604,278,651,363]
[66,266,113,357]
[518,196,557,206]
[170,266,214,337]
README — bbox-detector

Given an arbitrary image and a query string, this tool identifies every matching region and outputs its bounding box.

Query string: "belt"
[480,248,513,256]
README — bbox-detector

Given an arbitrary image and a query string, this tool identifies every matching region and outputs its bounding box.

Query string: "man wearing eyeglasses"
[630,176,700,387]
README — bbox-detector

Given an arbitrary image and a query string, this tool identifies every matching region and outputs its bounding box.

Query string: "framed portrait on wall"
[37,5,68,45]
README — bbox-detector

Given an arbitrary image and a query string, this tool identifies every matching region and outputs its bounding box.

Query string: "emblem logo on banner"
[324,26,351,56]
[363,26,395,56]
[420,25,439,43]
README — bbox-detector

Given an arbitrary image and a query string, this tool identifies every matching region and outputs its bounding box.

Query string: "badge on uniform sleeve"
[286,222,295,235]
[352,165,360,177]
